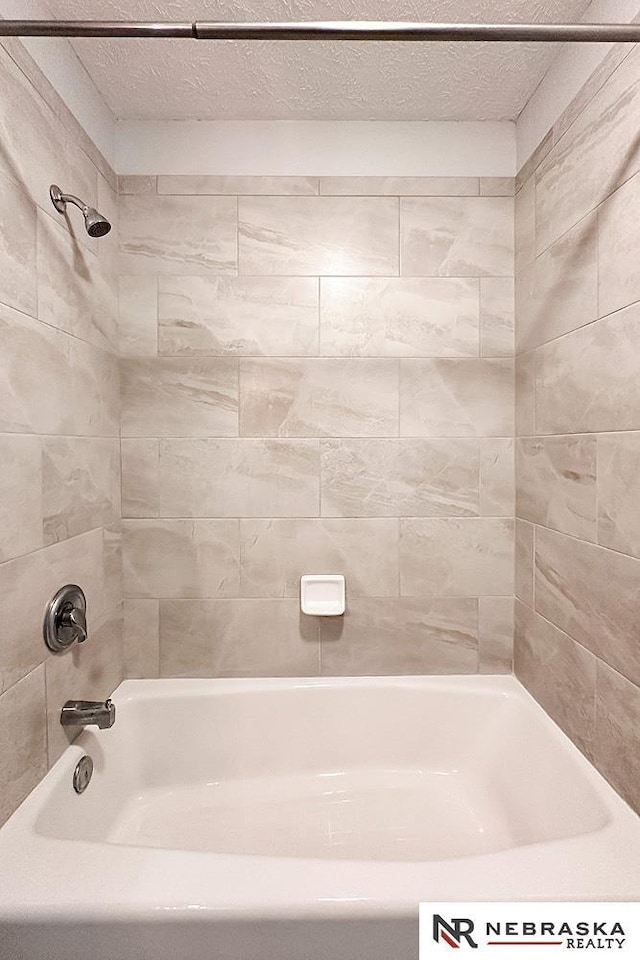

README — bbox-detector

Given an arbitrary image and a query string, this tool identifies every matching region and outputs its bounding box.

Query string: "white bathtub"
[0,675,639,960]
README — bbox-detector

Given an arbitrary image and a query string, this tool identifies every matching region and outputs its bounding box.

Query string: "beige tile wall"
[514,40,640,815]
[0,40,123,826]
[119,175,515,681]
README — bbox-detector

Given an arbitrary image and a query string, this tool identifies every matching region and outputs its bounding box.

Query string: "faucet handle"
[60,605,88,643]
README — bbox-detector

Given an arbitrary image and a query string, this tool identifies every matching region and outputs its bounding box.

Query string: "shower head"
[49,184,112,238]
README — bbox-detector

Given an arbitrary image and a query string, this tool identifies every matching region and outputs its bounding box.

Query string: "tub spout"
[60,699,116,730]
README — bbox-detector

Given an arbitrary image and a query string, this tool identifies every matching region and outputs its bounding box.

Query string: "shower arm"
[1,20,640,43]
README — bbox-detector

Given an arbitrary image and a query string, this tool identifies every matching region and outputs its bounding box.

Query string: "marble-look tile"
[516,436,597,540]
[121,439,159,519]
[597,432,640,558]
[514,176,535,275]
[515,352,535,437]
[238,197,398,276]
[400,359,514,437]
[121,358,238,437]
[320,438,479,518]
[239,358,398,438]
[400,197,513,277]
[535,304,640,434]
[479,278,514,357]
[123,519,239,599]
[118,175,156,195]
[157,176,318,195]
[45,609,123,764]
[0,435,42,563]
[535,45,640,252]
[320,278,479,358]
[119,276,157,357]
[158,276,318,357]
[240,518,398,598]
[159,600,319,677]
[480,439,514,516]
[123,599,159,679]
[119,195,237,275]
[515,130,553,195]
[0,172,37,317]
[400,518,514,597]
[319,177,479,196]
[535,526,640,687]
[42,437,120,546]
[598,170,640,319]
[320,598,478,675]
[0,666,47,826]
[159,439,320,518]
[516,213,597,352]
[515,519,535,608]
[96,173,118,277]
[0,305,119,438]
[594,660,640,815]
[480,178,515,197]
[103,522,123,616]
[478,596,513,674]
[37,211,117,351]
[514,600,596,758]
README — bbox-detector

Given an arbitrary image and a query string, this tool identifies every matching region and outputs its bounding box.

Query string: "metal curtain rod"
[1,20,640,42]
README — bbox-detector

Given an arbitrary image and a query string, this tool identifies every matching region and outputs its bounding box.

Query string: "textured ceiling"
[47,0,593,120]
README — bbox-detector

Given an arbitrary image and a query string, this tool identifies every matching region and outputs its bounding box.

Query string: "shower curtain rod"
[1,20,640,42]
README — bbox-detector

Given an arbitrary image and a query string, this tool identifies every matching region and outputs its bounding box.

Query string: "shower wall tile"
[123,519,239,599]
[37,211,117,351]
[158,276,319,357]
[118,175,156,196]
[121,357,238,437]
[400,518,514,598]
[158,438,320,518]
[123,600,160,679]
[0,39,123,826]
[593,661,640,814]
[0,435,43,563]
[0,172,37,318]
[158,176,319,196]
[514,519,535,608]
[514,601,596,759]
[159,600,319,677]
[400,359,514,437]
[535,303,640,435]
[238,196,399,275]
[119,276,158,357]
[515,352,535,437]
[516,436,597,541]
[597,432,640,558]
[0,666,47,827]
[598,170,640,319]
[42,437,121,546]
[320,598,479,675]
[400,197,514,277]
[319,177,480,196]
[514,177,535,275]
[320,438,480,518]
[121,439,159,519]
[239,518,399,599]
[118,175,515,681]
[239,358,399,438]
[515,213,597,353]
[479,278,514,357]
[478,596,513,674]
[119,195,237,276]
[479,438,514,517]
[0,304,120,438]
[535,526,640,688]
[320,277,480,357]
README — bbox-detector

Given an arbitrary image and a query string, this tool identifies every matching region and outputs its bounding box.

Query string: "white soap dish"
[300,575,346,616]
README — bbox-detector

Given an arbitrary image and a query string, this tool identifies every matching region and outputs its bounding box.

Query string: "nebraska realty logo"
[420,904,638,958]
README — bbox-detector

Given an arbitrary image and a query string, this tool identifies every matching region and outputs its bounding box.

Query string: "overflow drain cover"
[73,755,94,794]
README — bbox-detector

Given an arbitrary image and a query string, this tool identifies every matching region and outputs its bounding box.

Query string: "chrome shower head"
[49,184,111,238]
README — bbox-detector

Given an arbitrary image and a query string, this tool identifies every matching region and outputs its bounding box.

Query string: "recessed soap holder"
[300,575,346,616]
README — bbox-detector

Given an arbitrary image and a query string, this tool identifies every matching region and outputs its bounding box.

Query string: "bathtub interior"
[33,680,609,862]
